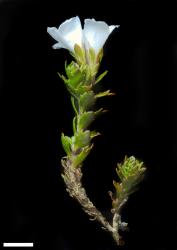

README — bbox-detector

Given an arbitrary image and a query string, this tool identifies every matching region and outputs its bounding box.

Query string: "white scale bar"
[3,243,33,247]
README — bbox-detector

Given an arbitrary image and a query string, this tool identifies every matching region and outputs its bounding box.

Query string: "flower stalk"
[47,16,146,246]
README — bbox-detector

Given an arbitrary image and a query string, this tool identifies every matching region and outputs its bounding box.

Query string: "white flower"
[47,16,119,55]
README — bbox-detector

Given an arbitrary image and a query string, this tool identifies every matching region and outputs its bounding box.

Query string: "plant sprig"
[47,16,146,246]
[60,50,146,246]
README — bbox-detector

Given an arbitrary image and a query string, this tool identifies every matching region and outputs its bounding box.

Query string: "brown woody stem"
[61,157,122,245]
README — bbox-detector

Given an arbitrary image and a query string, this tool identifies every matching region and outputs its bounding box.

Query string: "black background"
[0,0,177,249]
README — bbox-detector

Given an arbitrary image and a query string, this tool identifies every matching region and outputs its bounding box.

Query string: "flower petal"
[58,16,83,52]
[84,19,119,53]
[47,16,83,52]
[47,27,61,42]
[109,25,119,33]
[52,42,66,49]
[47,27,67,49]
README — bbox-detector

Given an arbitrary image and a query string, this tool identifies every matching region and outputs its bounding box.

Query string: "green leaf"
[96,48,103,64]
[79,91,96,111]
[61,133,72,155]
[58,72,68,84]
[90,130,101,139]
[115,156,146,196]
[122,176,140,195]
[65,61,70,78]
[74,44,85,64]
[113,180,123,201]
[117,156,145,180]
[65,62,85,89]
[78,111,95,130]
[71,97,78,114]
[65,61,78,79]
[72,144,94,167]
[67,74,83,89]
[65,84,78,98]
[58,72,78,98]
[88,47,96,64]
[95,70,108,84]
[94,108,106,117]
[95,90,115,98]
[72,116,77,134]
[76,84,92,95]
[72,130,91,151]
[77,64,92,85]
[60,63,90,97]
